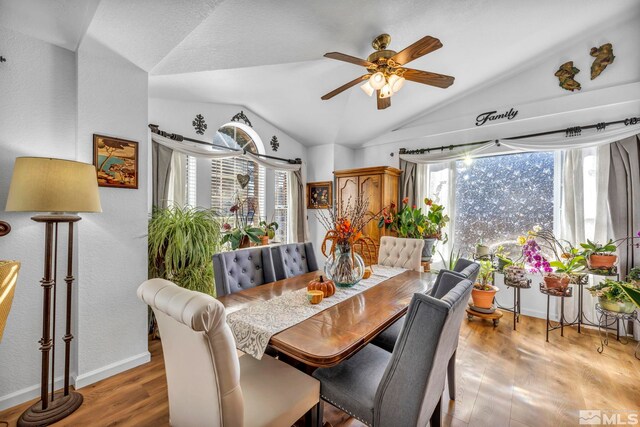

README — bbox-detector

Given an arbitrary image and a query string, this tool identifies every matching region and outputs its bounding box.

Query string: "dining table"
[217,268,436,368]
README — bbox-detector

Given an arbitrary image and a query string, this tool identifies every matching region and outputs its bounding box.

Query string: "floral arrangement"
[221,194,264,249]
[378,197,449,240]
[517,227,553,274]
[318,195,373,252]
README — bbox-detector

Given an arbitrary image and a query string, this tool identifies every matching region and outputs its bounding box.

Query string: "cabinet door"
[336,176,358,214]
[359,174,382,243]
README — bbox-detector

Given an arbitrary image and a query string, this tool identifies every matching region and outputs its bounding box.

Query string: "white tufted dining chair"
[377,236,424,272]
[137,279,320,427]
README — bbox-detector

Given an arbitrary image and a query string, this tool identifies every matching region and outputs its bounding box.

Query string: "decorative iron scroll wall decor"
[475,108,518,126]
[590,43,615,80]
[270,136,279,151]
[192,114,207,135]
[0,56,6,63]
[231,110,253,127]
[0,221,10,236]
[555,61,581,92]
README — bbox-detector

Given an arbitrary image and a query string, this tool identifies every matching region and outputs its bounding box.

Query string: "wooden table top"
[218,269,436,367]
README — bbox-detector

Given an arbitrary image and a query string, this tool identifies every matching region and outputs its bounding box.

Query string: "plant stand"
[466,307,503,327]
[497,278,531,331]
[595,304,639,359]
[571,273,599,333]
[540,284,574,342]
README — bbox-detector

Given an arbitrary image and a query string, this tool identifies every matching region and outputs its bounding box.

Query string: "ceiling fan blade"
[321,74,370,100]
[390,36,442,66]
[377,91,391,110]
[402,68,455,88]
[324,52,375,68]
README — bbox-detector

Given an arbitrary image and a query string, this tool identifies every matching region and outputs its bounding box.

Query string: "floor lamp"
[5,157,102,426]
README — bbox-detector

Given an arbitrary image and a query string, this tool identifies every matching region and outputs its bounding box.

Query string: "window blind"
[274,170,288,243]
[186,155,197,207]
[211,157,265,223]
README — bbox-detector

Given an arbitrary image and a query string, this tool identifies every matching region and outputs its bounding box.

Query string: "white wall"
[0,25,78,410]
[73,28,150,388]
[149,97,307,224]
[0,24,150,409]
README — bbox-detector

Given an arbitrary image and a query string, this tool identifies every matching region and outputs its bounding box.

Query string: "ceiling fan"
[321,33,455,110]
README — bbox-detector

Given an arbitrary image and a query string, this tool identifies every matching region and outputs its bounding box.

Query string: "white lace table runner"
[226,265,408,359]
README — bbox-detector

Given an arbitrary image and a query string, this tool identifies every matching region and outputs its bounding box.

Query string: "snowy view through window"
[454,152,555,256]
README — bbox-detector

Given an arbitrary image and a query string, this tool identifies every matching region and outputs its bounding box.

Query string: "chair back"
[374,279,473,426]
[453,258,480,282]
[377,237,424,272]
[271,242,318,280]
[213,246,276,297]
[0,261,20,343]
[137,279,243,427]
[352,236,379,267]
[429,270,468,299]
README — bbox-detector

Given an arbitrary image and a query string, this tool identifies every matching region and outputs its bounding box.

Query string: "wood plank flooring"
[1,314,639,426]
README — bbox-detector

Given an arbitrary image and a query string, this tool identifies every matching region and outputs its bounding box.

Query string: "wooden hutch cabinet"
[333,166,401,246]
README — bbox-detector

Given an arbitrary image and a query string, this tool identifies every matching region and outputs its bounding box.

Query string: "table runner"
[226,265,408,359]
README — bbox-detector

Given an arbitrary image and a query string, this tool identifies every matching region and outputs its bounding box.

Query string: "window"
[210,124,265,223]
[186,155,197,207]
[274,171,288,243]
[452,152,556,255]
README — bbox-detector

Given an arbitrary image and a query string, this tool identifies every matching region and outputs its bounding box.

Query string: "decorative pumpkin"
[363,267,372,280]
[307,290,324,305]
[307,275,336,298]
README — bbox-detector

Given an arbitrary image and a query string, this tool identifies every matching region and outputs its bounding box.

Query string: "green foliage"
[549,253,586,274]
[579,239,617,257]
[627,266,640,282]
[259,220,279,240]
[477,259,495,287]
[621,283,640,309]
[587,279,633,303]
[221,226,264,250]
[423,198,450,241]
[148,206,222,296]
[438,247,461,271]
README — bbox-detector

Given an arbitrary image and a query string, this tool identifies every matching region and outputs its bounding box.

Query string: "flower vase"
[422,238,437,262]
[324,242,365,288]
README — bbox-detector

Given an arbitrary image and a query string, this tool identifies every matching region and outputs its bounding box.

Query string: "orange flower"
[425,198,433,206]
[402,197,409,204]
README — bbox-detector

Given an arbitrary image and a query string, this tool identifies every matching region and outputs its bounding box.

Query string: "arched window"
[210,123,265,224]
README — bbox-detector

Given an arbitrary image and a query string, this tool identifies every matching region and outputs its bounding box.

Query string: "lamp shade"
[5,157,102,213]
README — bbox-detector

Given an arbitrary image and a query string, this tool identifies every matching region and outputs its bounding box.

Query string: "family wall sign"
[475,108,519,126]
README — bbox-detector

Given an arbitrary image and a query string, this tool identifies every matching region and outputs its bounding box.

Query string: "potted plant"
[495,245,513,271]
[550,248,587,284]
[221,194,264,249]
[422,198,450,262]
[588,279,637,313]
[471,259,498,309]
[627,266,640,285]
[475,240,490,258]
[438,247,461,271]
[258,220,279,245]
[148,205,222,295]
[580,239,618,270]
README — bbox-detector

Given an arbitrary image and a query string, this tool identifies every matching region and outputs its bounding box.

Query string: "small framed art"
[307,181,332,209]
[93,134,139,189]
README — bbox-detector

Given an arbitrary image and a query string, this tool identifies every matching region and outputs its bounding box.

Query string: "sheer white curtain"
[167,151,186,208]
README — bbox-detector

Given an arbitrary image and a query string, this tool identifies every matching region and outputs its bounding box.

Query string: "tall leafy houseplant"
[149,206,222,296]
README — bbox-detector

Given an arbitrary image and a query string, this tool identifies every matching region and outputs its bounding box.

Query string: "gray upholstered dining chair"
[371,269,472,401]
[138,278,321,427]
[453,257,480,281]
[212,246,276,297]
[312,279,473,427]
[377,236,424,272]
[271,242,318,280]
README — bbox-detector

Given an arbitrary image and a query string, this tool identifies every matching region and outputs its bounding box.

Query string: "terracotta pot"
[589,254,617,269]
[543,274,570,289]
[259,235,269,246]
[238,235,251,249]
[471,287,498,309]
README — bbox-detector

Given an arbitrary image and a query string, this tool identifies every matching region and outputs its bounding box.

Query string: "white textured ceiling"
[3,0,638,147]
[0,0,100,51]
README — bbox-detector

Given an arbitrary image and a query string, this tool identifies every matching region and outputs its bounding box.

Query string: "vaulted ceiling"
[2,0,638,147]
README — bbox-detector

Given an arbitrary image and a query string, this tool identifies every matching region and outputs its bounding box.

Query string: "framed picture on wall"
[93,134,139,189]
[307,181,333,209]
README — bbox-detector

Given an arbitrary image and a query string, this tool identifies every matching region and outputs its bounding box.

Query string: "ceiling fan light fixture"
[379,84,392,99]
[388,74,406,93]
[360,81,375,97]
[369,72,386,90]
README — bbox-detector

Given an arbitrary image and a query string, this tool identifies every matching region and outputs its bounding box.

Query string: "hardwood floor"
[1,314,639,426]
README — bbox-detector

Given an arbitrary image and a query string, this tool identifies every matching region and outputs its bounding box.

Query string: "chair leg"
[447,350,456,401]
[430,396,442,427]
[304,400,323,427]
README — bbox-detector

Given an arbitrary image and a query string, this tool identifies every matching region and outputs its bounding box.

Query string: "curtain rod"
[399,115,640,155]
[149,124,302,165]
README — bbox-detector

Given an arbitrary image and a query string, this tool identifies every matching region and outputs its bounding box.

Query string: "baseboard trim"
[0,376,64,412]
[75,351,150,389]
[0,352,150,411]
